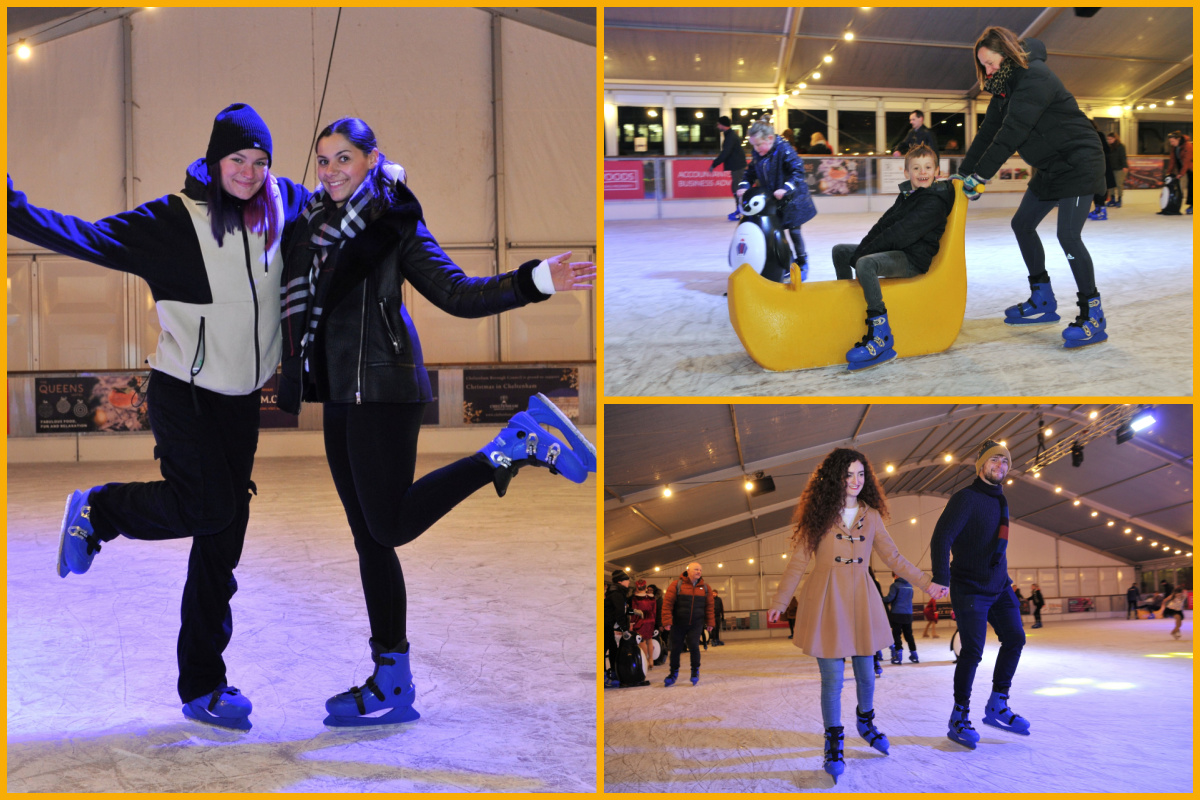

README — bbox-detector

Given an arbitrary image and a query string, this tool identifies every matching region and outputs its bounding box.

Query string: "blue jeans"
[816,656,875,729]
[950,584,1026,706]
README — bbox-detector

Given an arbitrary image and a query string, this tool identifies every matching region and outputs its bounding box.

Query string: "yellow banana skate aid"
[728,179,972,372]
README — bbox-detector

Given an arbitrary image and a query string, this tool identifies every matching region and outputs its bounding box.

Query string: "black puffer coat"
[852,179,955,273]
[278,183,549,412]
[959,38,1105,201]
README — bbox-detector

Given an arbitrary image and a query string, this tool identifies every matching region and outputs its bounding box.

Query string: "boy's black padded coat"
[851,179,955,273]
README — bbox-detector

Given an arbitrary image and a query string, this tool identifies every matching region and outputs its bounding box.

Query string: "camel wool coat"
[769,505,931,659]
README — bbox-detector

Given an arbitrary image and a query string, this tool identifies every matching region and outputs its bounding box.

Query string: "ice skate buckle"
[489,451,513,469]
[545,442,561,466]
[525,432,539,458]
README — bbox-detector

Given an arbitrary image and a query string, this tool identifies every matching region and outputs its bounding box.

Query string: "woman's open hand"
[547,251,597,292]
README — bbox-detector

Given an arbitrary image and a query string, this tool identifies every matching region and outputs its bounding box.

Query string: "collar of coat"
[314,184,425,315]
[836,505,868,531]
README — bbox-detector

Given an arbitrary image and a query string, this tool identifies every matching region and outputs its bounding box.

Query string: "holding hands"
[773,189,787,200]
[546,251,597,292]
[927,582,949,600]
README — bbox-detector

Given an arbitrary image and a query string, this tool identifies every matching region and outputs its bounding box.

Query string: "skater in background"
[922,595,941,638]
[931,439,1030,749]
[1162,586,1187,639]
[281,117,598,726]
[808,131,833,155]
[883,575,919,664]
[8,103,314,731]
[709,115,748,222]
[605,571,633,686]
[661,562,715,687]
[1126,583,1141,620]
[631,580,657,672]
[736,121,818,281]
[785,596,799,638]
[1030,583,1045,628]
[891,109,938,156]
[1105,133,1127,208]
[767,448,946,783]
[711,589,726,646]
[953,26,1108,348]
[1165,131,1192,215]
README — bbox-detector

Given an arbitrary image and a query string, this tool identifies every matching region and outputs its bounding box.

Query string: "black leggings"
[1010,189,1097,296]
[322,402,494,647]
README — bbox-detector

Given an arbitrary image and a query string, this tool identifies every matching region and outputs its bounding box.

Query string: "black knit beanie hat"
[611,570,630,584]
[718,115,733,126]
[206,103,273,167]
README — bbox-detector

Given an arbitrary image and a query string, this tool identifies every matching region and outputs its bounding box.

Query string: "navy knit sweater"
[930,478,1010,594]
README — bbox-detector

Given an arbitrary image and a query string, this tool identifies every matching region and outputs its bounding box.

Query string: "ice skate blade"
[182,705,252,731]
[527,393,596,471]
[1004,315,1060,325]
[1062,334,1108,350]
[324,705,421,728]
[847,351,896,372]
[982,717,1031,735]
[947,731,978,749]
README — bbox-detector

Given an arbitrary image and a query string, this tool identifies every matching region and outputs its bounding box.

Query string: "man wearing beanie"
[930,439,1030,749]
[710,115,748,221]
[604,571,632,686]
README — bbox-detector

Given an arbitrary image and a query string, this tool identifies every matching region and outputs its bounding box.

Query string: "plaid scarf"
[281,180,375,360]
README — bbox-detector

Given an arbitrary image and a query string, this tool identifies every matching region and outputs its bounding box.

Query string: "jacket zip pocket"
[241,227,261,387]
[356,288,367,404]
[378,298,402,355]
[189,316,206,414]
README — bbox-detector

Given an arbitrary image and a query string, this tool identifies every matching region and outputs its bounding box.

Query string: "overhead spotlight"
[1107,521,1115,527]
[16,40,32,60]
[748,558,754,564]
[910,518,917,524]
[662,486,672,498]
[647,109,658,118]
[1167,100,1175,106]
[1073,499,1081,506]
[782,553,788,559]
[944,454,953,462]
[1188,553,1193,558]
[1131,409,1156,432]
[1091,511,1099,517]
[1124,528,1132,534]
[654,566,661,572]
[1006,479,1013,485]
[812,72,821,80]
[999,440,1007,447]
[1150,542,1158,548]
[745,471,776,497]
[1033,471,1041,479]
[1055,486,1063,493]
[1071,441,1084,467]
[844,31,855,41]
[694,111,704,119]
[1136,536,1143,541]
[824,55,833,63]
[1045,427,1053,437]
[1089,410,1098,419]
[1124,105,1132,110]
[798,82,807,89]
[1149,103,1157,109]
[625,566,631,572]
[1136,105,1144,110]
[717,563,723,568]
[740,109,749,116]
[1175,549,1182,555]
[885,464,895,473]
[1107,106,1123,116]
[1187,94,1194,101]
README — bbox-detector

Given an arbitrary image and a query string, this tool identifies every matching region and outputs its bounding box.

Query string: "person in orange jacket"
[662,562,716,686]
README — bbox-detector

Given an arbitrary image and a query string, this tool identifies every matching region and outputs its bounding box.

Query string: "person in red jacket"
[662,562,716,686]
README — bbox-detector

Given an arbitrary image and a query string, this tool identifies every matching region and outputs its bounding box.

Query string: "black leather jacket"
[278,185,549,412]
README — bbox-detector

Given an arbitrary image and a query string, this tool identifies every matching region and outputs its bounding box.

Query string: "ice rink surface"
[604,194,1192,397]
[8,456,597,793]
[604,619,1192,793]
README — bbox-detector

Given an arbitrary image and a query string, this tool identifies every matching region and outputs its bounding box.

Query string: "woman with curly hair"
[768,448,947,783]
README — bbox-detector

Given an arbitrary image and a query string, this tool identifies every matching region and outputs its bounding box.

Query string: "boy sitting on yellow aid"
[833,145,955,371]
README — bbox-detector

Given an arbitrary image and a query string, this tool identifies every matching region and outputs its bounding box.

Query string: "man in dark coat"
[710,116,748,221]
[893,110,938,156]
[604,571,631,686]
[711,589,725,645]
[1126,583,1141,619]
[931,439,1030,748]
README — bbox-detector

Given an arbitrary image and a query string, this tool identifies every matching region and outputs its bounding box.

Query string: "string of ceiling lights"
[773,7,867,104]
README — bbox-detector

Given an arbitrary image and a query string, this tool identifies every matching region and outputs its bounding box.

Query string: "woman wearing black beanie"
[8,102,312,731]
[953,27,1108,350]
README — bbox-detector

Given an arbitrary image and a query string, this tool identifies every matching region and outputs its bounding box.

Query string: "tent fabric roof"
[604,7,1193,108]
[604,404,1192,573]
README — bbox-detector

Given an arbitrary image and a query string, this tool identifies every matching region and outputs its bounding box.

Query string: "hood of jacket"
[1022,37,1047,65]
[183,158,211,201]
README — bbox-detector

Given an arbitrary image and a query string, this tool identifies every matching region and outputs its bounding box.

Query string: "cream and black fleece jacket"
[8,162,310,395]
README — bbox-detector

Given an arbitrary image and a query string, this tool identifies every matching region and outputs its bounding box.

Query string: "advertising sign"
[1067,597,1094,613]
[463,368,579,424]
[671,159,733,199]
[1124,156,1168,189]
[604,161,645,200]
[36,374,149,433]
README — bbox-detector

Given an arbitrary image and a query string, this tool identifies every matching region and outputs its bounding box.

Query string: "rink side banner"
[36,374,150,433]
[671,159,733,198]
[463,368,579,424]
[604,161,645,200]
[1067,597,1095,613]
[1124,156,1168,189]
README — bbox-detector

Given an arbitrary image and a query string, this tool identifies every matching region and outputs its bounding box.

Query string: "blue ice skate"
[823,726,845,783]
[947,703,980,749]
[325,639,420,728]
[856,706,889,754]
[182,685,253,731]
[480,408,590,497]
[846,313,896,372]
[1005,281,1060,325]
[525,392,597,474]
[58,488,103,578]
[1062,293,1108,349]
[982,691,1030,735]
